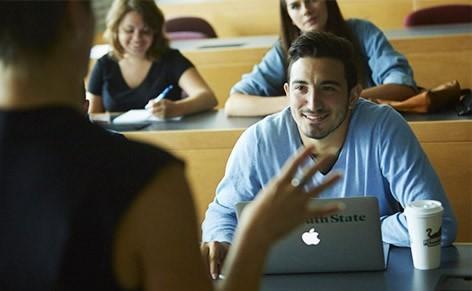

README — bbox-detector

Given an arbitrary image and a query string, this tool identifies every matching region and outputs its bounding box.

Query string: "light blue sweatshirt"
[202,99,457,247]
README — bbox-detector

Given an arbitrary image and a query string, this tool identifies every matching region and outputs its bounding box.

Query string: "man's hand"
[200,241,230,279]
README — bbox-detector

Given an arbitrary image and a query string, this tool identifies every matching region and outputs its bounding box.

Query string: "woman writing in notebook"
[87,0,217,118]
[225,0,418,116]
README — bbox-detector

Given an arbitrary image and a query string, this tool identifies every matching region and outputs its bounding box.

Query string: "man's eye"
[294,85,307,92]
[322,86,337,92]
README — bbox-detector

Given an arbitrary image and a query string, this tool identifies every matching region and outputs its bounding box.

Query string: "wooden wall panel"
[175,149,232,224]
[182,46,269,106]
[390,34,472,89]
[337,0,412,29]
[420,142,472,243]
[125,130,243,223]
[409,121,472,242]
[414,0,472,10]
[160,0,279,37]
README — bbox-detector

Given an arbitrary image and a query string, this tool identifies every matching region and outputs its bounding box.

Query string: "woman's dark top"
[0,106,179,290]
[87,49,194,112]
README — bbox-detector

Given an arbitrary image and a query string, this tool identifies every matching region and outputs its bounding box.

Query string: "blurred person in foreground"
[0,1,341,290]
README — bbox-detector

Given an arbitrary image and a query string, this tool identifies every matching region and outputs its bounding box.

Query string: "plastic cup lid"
[405,200,444,216]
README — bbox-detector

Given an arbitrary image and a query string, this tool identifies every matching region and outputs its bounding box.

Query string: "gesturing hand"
[239,145,343,244]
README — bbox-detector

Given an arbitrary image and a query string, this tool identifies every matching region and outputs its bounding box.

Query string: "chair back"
[165,16,217,40]
[404,4,472,27]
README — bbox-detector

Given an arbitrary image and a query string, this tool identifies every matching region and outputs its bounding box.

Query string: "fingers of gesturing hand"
[304,172,341,198]
[306,201,345,218]
[279,145,316,186]
[279,145,340,195]
[285,153,343,217]
[290,154,336,191]
[249,146,343,242]
[302,174,344,218]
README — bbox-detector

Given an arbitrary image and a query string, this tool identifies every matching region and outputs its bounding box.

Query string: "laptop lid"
[235,196,388,274]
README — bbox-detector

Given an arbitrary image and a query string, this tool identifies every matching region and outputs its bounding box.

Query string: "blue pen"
[146,84,174,109]
[153,84,174,102]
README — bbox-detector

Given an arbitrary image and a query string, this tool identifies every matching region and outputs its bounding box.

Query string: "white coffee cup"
[404,200,444,270]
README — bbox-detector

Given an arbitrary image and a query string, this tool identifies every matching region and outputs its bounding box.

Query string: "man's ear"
[348,84,362,108]
[284,82,290,97]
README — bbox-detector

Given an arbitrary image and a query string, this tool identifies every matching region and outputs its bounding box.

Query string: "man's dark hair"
[0,1,90,65]
[287,31,358,91]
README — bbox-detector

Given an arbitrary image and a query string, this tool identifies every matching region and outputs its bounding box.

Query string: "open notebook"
[113,110,182,124]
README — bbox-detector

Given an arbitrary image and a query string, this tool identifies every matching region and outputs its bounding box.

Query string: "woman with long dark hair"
[225,0,417,116]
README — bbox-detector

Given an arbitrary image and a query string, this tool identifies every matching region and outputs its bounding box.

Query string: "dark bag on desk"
[377,80,462,113]
[456,89,472,115]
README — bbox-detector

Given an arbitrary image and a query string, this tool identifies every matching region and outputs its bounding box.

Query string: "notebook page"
[113,109,182,124]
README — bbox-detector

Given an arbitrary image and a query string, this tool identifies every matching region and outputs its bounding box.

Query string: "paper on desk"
[113,109,182,124]
[89,112,111,123]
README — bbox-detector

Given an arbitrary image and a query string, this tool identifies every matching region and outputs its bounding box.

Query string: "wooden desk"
[118,109,472,242]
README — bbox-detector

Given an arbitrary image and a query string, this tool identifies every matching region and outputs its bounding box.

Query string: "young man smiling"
[201,31,457,278]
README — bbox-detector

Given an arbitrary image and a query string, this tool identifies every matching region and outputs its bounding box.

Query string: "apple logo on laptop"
[302,228,320,245]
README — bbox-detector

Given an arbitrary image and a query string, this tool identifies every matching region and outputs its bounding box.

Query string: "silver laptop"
[235,196,389,274]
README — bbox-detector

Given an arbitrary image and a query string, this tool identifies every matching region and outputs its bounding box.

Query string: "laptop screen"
[236,196,387,274]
